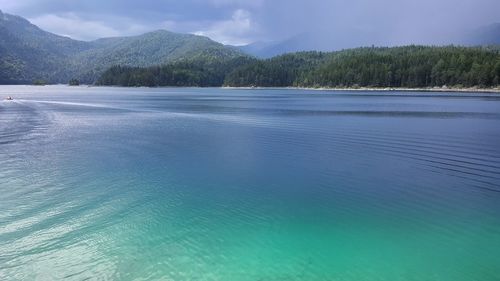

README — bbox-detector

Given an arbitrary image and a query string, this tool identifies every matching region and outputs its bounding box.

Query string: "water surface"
[1,86,500,280]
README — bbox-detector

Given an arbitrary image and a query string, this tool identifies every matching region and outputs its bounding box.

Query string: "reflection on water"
[1,86,500,280]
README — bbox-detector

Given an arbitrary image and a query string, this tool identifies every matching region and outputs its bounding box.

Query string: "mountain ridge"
[0,11,247,84]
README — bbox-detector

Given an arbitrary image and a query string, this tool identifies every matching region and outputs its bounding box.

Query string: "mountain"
[0,10,89,84]
[0,10,246,84]
[238,41,281,58]
[238,34,322,58]
[66,30,246,83]
[462,23,500,46]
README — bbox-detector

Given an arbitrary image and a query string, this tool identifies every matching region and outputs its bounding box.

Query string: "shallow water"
[1,86,500,280]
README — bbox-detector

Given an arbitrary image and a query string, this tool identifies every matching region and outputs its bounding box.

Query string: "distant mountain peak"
[144,29,176,36]
[239,33,322,58]
[461,23,500,46]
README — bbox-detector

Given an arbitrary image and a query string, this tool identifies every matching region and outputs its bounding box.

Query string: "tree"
[69,79,80,86]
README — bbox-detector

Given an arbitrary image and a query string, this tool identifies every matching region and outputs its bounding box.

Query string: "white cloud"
[29,14,121,40]
[25,10,258,45]
[194,9,256,45]
[3,0,500,48]
[208,0,264,8]
[0,0,34,12]
[28,13,159,40]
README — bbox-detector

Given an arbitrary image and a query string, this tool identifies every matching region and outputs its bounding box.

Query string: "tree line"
[96,56,255,87]
[97,46,500,88]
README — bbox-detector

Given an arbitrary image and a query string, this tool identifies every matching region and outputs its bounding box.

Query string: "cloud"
[194,9,257,45]
[29,13,165,40]
[29,14,121,40]
[248,0,500,47]
[2,0,500,47]
[27,7,262,44]
[0,0,35,11]
[208,0,264,8]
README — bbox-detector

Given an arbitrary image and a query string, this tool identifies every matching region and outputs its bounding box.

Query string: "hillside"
[0,10,90,84]
[225,46,500,88]
[0,10,247,84]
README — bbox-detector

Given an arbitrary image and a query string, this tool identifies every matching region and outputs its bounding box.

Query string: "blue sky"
[1,0,499,46]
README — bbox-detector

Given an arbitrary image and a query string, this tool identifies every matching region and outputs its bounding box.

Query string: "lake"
[1,86,500,280]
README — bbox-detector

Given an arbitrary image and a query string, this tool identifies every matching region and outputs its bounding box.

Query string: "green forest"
[97,56,255,87]
[97,46,500,88]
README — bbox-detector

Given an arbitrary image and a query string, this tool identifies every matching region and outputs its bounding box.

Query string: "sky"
[0,0,499,47]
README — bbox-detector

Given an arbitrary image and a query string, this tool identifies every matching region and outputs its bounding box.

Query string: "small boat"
[5,96,13,100]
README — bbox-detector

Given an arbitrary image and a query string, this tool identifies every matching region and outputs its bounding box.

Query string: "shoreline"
[223,86,500,93]
[2,84,500,93]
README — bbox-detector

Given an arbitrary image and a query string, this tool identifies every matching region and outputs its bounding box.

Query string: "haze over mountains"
[239,24,500,58]
[0,9,499,84]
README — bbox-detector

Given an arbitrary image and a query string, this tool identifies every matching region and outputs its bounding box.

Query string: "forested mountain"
[0,10,89,84]
[224,52,329,86]
[226,46,500,88]
[67,30,246,83]
[0,10,246,84]
[98,46,500,88]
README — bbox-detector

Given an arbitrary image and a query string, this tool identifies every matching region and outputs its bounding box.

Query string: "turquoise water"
[1,86,500,280]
